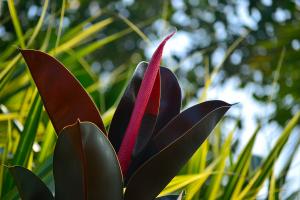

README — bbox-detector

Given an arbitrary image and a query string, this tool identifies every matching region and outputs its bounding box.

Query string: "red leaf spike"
[117,31,176,176]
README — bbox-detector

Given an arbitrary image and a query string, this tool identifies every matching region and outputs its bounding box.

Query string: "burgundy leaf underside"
[20,49,106,135]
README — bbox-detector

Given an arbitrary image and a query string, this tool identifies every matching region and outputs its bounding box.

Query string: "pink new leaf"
[117,32,176,176]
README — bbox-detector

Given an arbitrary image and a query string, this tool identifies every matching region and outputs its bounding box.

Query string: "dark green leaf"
[53,121,122,200]
[124,100,232,200]
[9,166,54,200]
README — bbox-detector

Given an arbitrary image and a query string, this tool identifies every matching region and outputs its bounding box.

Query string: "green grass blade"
[26,0,49,47]
[74,28,132,58]
[186,140,208,174]
[14,90,42,165]
[268,170,276,200]
[185,161,219,200]
[237,111,300,199]
[37,122,56,163]
[268,48,285,103]
[55,0,66,48]
[60,11,101,43]
[102,107,116,126]
[4,90,43,193]
[41,12,55,51]
[206,127,234,200]
[223,124,261,199]
[275,136,300,199]
[118,14,151,45]
[0,55,21,93]
[0,120,12,198]
[7,0,25,48]
[50,18,113,55]
[159,162,217,197]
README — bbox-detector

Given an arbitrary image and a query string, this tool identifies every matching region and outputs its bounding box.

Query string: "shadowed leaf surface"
[109,62,181,181]
[20,49,106,134]
[9,166,54,200]
[53,121,122,200]
[109,62,160,153]
[124,100,232,200]
[153,66,181,135]
[109,62,181,154]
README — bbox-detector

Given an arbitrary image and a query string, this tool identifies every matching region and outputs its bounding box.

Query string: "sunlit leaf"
[20,49,106,134]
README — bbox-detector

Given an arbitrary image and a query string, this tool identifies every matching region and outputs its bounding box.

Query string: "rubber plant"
[9,32,232,200]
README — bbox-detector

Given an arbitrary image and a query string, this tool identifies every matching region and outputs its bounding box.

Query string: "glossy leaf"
[153,66,181,135]
[124,100,232,200]
[53,121,122,200]
[20,49,106,134]
[117,32,175,175]
[9,166,54,200]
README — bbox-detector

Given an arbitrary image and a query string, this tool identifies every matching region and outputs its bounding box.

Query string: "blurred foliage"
[1,0,300,199]
[1,0,300,124]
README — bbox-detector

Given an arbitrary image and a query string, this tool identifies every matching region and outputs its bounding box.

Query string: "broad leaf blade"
[153,67,181,134]
[20,49,106,134]
[53,121,122,200]
[9,166,54,200]
[124,100,232,200]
